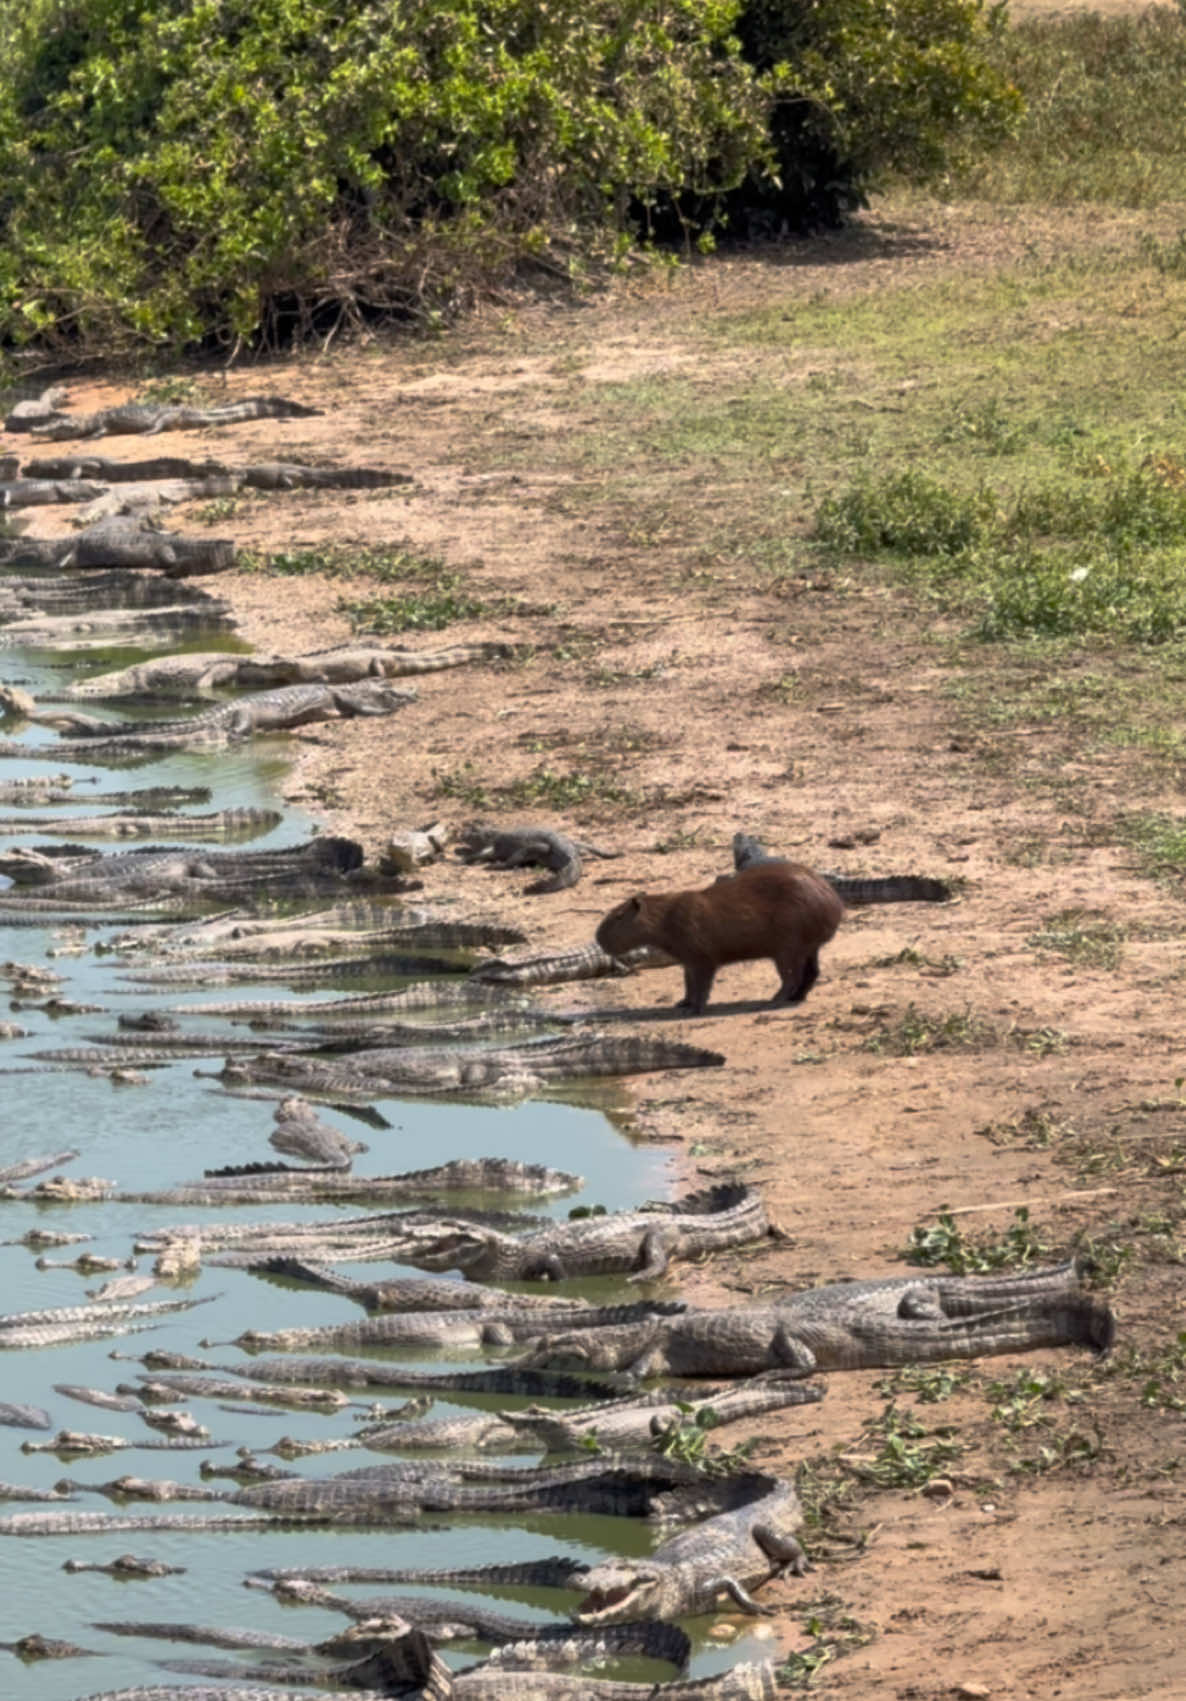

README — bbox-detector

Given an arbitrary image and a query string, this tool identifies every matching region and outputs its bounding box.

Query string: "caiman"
[1,679,415,762]
[458,823,620,894]
[517,1261,1115,1377]
[65,640,510,700]
[377,1184,775,1282]
[731,832,951,904]
[29,394,322,441]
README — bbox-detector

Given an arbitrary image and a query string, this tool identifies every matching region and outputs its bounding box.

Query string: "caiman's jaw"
[574,1567,660,1624]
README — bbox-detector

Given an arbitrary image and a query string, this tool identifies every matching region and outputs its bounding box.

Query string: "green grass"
[902,1206,1054,1273]
[1027,910,1125,971]
[341,579,488,634]
[957,10,1186,207]
[1118,812,1186,881]
[241,544,449,582]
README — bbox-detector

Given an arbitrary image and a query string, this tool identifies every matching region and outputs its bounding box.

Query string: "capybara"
[596,862,844,1016]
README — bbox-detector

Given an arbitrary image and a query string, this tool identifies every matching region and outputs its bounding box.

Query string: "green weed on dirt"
[902,1205,1053,1273]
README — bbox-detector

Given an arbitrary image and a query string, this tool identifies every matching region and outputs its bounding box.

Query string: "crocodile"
[0,1295,212,1352]
[0,835,368,902]
[0,807,281,842]
[109,1156,585,1208]
[269,1098,365,1169]
[731,832,952,905]
[21,1430,222,1458]
[65,1663,772,1701]
[65,640,511,701]
[173,978,517,1019]
[61,1554,186,1578]
[8,679,416,760]
[0,782,210,810]
[504,1374,826,1453]
[0,1402,52,1430]
[229,1299,684,1355]
[25,453,405,490]
[1,476,108,506]
[227,1453,719,1522]
[459,823,620,894]
[29,394,322,441]
[54,1386,147,1414]
[131,1373,353,1412]
[0,603,237,650]
[472,941,673,986]
[209,1032,726,1102]
[152,1358,626,1401]
[100,1594,687,1665]
[62,1649,775,1701]
[0,1149,81,1185]
[374,1183,775,1282]
[0,1631,99,1658]
[238,1259,585,1314]
[517,1262,1116,1378]
[0,515,235,575]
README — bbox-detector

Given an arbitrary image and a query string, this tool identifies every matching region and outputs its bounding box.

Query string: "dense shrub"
[0,0,1021,356]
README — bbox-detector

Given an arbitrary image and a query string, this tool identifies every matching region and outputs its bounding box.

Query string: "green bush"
[0,0,1023,355]
[815,470,996,556]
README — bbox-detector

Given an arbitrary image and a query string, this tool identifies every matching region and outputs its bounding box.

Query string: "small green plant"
[1106,1332,1186,1411]
[987,1367,1073,1431]
[240,544,448,581]
[1026,910,1125,970]
[1010,1422,1105,1476]
[875,1365,970,1404]
[862,1004,993,1056]
[815,472,995,557]
[776,1594,872,1689]
[842,1402,963,1490]
[650,1405,755,1476]
[902,1206,1053,1274]
[432,762,490,810]
[1117,812,1186,881]
[503,766,638,811]
[340,579,487,634]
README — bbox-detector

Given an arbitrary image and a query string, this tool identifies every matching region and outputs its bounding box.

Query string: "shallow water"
[0,625,775,1698]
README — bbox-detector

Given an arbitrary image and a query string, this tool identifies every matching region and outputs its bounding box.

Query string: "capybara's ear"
[627,895,644,913]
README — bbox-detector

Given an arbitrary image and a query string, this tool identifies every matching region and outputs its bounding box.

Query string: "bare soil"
[21,191,1186,1701]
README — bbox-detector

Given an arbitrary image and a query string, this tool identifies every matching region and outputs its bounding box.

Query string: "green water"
[0,634,774,1699]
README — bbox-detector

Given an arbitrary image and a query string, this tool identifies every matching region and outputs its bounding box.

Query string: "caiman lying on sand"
[25,393,321,441]
[517,1261,1114,1376]
[343,1184,776,1282]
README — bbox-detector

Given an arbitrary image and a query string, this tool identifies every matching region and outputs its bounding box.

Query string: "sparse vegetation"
[902,1206,1054,1273]
[861,1003,995,1055]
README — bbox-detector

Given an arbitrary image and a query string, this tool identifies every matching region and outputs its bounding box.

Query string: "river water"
[0,622,771,1698]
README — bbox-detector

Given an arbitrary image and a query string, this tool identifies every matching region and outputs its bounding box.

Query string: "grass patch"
[958,10,1186,207]
[241,544,450,581]
[1117,811,1186,881]
[1027,910,1125,970]
[433,761,641,813]
[815,461,1186,644]
[861,1003,995,1055]
[777,1595,873,1689]
[902,1205,1054,1273]
[839,1400,965,1489]
[341,579,488,634]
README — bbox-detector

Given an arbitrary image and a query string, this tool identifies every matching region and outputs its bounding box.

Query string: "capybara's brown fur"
[596,862,844,1016]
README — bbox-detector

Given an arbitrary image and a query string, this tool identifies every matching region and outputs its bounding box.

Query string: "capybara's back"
[596,863,843,1015]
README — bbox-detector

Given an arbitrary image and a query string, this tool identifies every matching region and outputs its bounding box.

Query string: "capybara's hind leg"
[774,950,819,1006]
[677,957,716,1016]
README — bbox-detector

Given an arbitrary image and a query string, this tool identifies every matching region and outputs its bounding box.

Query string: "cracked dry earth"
[20,196,1186,1701]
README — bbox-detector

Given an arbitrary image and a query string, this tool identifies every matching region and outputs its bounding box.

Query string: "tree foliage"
[0,0,1019,356]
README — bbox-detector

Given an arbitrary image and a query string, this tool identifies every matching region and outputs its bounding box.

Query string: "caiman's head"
[402,1226,498,1272]
[574,1561,664,1624]
[519,1332,619,1371]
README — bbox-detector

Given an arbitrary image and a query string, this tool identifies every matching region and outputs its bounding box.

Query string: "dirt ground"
[20,190,1186,1701]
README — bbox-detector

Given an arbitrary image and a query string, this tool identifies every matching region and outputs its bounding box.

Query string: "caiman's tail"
[825,874,952,905]
[870,1295,1115,1366]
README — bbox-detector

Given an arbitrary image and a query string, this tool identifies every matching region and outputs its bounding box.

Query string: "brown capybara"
[596,862,844,1016]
